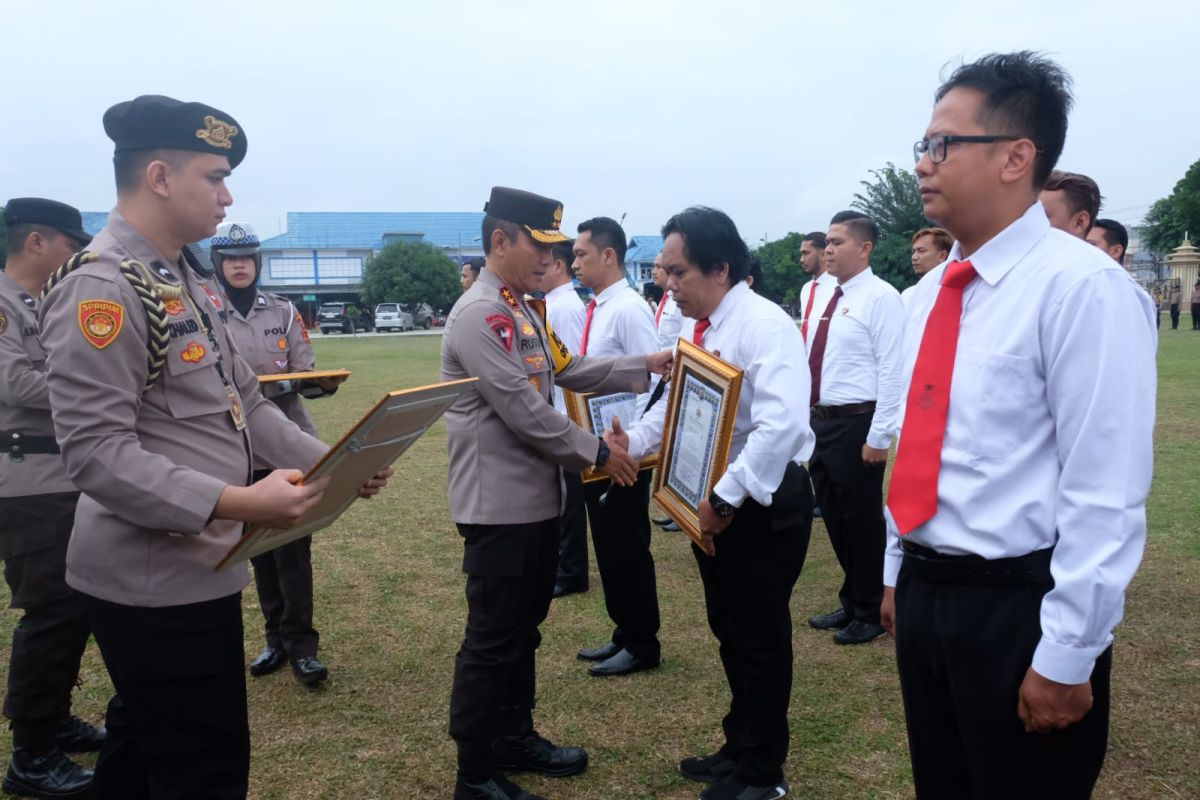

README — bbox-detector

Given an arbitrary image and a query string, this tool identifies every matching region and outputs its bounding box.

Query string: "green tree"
[1142,159,1200,256]
[851,162,929,290]
[361,241,460,311]
[754,232,805,310]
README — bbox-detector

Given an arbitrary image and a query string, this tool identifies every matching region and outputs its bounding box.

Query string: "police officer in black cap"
[441,187,671,800]
[36,95,389,799]
[1,198,102,799]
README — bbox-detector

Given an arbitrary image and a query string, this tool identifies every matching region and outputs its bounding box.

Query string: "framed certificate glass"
[564,389,659,483]
[653,340,742,547]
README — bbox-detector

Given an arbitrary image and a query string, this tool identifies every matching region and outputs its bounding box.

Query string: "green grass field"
[2,324,1197,799]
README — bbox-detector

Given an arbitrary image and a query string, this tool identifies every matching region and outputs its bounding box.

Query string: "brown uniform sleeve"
[0,298,49,410]
[452,302,601,471]
[39,270,226,533]
[285,302,316,373]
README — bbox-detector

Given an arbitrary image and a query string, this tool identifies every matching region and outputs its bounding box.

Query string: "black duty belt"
[2,431,60,462]
[901,539,1053,586]
[811,401,876,420]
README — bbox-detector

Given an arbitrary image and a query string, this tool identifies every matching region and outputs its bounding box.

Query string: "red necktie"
[580,299,597,355]
[807,286,842,407]
[887,260,978,535]
[692,318,711,346]
[800,278,820,342]
[655,293,669,325]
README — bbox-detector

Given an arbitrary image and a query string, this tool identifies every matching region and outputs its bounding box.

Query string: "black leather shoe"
[700,774,789,799]
[552,582,586,599]
[659,520,681,532]
[679,751,735,784]
[494,731,588,777]
[651,516,673,526]
[52,716,105,753]
[807,608,851,630]
[249,646,287,676]
[4,748,92,799]
[454,774,545,800]
[576,641,620,662]
[291,655,329,685]
[833,620,887,645]
[588,648,660,677]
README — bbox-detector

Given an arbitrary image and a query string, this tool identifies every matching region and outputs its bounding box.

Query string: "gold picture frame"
[652,339,743,548]
[563,388,661,483]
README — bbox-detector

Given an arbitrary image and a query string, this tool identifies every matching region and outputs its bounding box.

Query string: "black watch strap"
[596,438,611,468]
[709,491,736,517]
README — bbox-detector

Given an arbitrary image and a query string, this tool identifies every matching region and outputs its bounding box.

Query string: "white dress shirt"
[544,280,587,414]
[580,279,660,415]
[806,267,905,450]
[654,292,683,350]
[798,274,834,341]
[627,282,815,508]
[883,202,1157,685]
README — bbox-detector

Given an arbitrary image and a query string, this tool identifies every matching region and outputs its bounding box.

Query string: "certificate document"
[587,392,639,436]
[665,375,722,510]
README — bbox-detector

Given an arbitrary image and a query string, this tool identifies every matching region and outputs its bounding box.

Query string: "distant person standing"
[544,238,591,599]
[1169,282,1182,329]
[1191,280,1200,330]
[461,258,483,292]
[806,211,904,646]
[651,252,683,349]
[796,232,830,343]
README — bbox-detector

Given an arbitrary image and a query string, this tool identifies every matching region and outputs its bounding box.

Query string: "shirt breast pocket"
[944,348,1035,460]
[163,337,230,419]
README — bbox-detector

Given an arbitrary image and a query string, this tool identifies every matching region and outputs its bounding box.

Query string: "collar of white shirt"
[707,280,751,333]
[946,202,1049,287]
[834,265,876,293]
[592,278,629,306]
[545,282,578,302]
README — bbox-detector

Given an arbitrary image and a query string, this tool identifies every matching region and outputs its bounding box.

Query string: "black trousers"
[1192,302,1200,329]
[249,537,318,658]
[1170,302,1180,328]
[555,471,589,590]
[583,470,661,659]
[895,557,1111,799]
[1,493,90,751]
[449,518,560,780]
[809,412,886,624]
[84,592,250,800]
[695,464,812,785]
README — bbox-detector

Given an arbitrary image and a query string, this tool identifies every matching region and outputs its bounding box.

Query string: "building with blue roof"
[624,235,663,288]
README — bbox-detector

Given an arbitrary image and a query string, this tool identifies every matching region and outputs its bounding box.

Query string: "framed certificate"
[563,389,659,483]
[215,378,477,570]
[258,369,351,383]
[653,339,743,548]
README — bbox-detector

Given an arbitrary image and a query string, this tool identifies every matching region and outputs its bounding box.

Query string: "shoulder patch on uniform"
[486,313,514,352]
[0,310,7,335]
[547,328,573,375]
[295,313,310,343]
[78,300,125,349]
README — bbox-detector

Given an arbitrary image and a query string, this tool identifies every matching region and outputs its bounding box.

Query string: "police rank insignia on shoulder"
[19,293,36,309]
[152,262,178,283]
[181,341,206,363]
[78,300,125,349]
[486,313,515,352]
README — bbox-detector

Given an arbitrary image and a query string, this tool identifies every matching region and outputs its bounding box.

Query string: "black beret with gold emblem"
[484,187,569,244]
[103,95,247,169]
[3,197,92,245]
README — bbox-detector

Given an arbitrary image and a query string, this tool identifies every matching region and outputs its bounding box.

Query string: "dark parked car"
[318,302,374,334]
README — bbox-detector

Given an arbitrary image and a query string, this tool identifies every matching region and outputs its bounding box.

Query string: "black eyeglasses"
[913,134,1023,164]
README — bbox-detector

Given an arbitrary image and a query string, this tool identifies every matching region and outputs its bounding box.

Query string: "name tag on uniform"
[226,385,247,431]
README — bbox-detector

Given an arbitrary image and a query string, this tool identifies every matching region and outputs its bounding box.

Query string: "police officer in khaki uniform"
[441,187,670,800]
[1,198,102,799]
[212,221,343,686]
[37,95,389,799]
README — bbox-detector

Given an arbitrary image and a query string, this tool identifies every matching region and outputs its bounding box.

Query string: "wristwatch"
[708,491,736,517]
[595,438,611,468]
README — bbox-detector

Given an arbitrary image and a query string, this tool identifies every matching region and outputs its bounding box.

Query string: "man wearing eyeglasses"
[884,52,1156,798]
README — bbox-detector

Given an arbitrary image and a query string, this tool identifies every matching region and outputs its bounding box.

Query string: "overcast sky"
[3,0,1193,244]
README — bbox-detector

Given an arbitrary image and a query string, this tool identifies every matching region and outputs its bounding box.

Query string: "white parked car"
[374,303,414,332]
